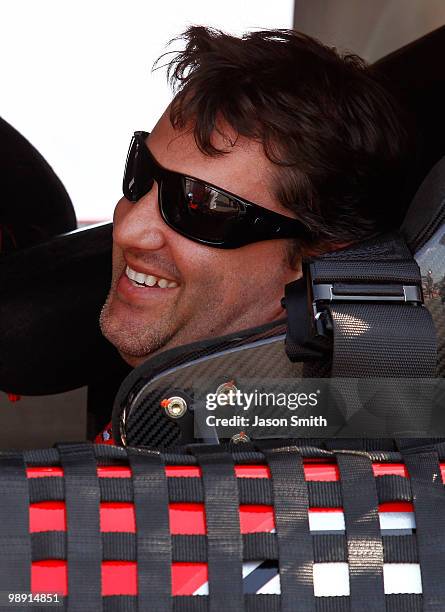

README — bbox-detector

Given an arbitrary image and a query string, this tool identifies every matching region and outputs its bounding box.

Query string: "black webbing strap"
[57,443,102,611]
[0,452,31,607]
[190,445,243,612]
[29,530,419,564]
[259,444,315,612]
[27,468,413,507]
[335,451,385,612]
[329,304,437,434]
[102,593,425,612]
[331,303,437,378]
[127,447,172,612]
[397,444,445,611]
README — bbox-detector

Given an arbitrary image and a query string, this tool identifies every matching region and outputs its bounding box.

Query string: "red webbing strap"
[58,443,102,611]
[336,451,385,611]
[191,445,243,612]
[260,444,315,612]
[127,447,172,612]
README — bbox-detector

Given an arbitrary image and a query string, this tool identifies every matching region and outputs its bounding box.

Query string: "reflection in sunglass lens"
[161,177,245,243]
[185,180,241,216]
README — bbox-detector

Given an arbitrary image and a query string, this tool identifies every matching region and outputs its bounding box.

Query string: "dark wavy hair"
[159,27,411,254]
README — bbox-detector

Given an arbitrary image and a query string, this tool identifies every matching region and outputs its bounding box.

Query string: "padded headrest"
[0,223,128,395]
[0,117,76,252]
[401,156,445,253]
[401,156,445,379]
[375,26,445,205]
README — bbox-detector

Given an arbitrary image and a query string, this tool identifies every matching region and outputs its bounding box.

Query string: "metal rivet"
[216,381,238,397]
[162,396,188,419]
[231,432,250,444]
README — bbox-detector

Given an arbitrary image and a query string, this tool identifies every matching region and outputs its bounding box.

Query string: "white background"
[1,1,293,222]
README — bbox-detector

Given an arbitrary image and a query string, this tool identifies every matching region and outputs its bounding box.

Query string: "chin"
[117,350,147,368]
[101,309,174,365]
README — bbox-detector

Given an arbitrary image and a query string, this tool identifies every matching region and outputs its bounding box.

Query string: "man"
[99,26,409,377]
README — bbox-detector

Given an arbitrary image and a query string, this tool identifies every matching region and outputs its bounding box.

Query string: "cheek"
[224,243,298,298]
[238,242,289,276]
[186,244,287,299]
[176,243,225,282]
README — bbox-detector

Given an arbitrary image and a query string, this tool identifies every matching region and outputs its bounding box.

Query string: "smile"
[125,265,178,289]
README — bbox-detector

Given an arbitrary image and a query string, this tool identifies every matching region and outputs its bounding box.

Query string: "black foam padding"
[401,156,445,253]
[375,26,445,207]
[0,117,76,252]
[0,223,129,395]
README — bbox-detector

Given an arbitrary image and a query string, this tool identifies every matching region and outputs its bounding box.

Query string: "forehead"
[147,109,282,213]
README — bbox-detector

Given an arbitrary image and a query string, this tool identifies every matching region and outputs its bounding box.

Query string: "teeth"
[125,266,178,289]
[145,275,157,287]
[126,266,137,281]
[134,272,146,284]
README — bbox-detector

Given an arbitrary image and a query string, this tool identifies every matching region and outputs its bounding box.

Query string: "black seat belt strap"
[259,443,315,612]
[57,443,102,611]
[397,443,445,611]
[191,445,243,612]
[0,451,31,608]
[330,302,436,378]
[336,451,385,611]
[127,447,172,612]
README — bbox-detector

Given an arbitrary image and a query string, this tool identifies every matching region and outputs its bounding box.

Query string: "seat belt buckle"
[307,262,424,338]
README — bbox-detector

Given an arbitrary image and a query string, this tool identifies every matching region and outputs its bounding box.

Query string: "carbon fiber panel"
[119,329,301,448]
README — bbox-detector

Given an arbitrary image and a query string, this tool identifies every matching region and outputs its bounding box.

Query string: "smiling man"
[100,26,410,368]
[100,114,305,366]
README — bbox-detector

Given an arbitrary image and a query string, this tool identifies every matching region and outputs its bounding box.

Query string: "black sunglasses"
[123,131,312,248]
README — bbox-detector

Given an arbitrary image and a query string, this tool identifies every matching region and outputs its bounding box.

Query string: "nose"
[113,183,169,252]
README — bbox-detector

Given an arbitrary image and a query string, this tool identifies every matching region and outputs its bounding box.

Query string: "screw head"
[231,432,250,444]
[216,381,238,398]
[163,396,188,419]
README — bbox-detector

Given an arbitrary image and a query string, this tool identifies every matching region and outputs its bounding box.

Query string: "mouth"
[124,265,179,289]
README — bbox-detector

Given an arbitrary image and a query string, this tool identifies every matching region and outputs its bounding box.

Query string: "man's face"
[100,110,301,367]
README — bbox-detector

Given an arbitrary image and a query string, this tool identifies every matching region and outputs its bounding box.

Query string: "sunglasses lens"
[123,136,155,202]
[162,178,245,243]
